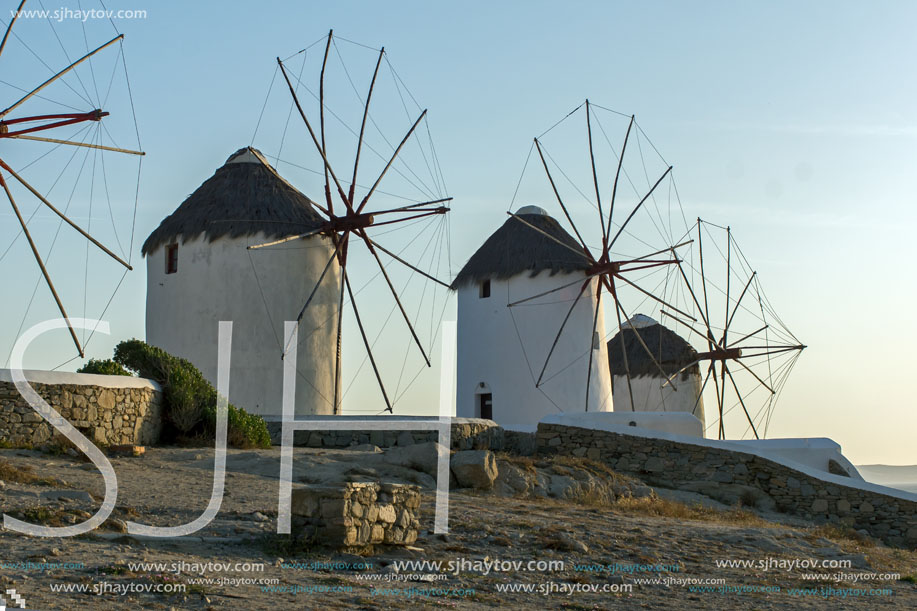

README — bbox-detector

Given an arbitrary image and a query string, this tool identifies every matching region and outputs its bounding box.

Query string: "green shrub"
[162,361,209,433]
[202,396,272,449]
[77,358,133,377]
[112,339,270,448]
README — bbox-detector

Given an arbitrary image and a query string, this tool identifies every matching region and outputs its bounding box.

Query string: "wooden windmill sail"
[507,100,694,414]
[0,0,143,359]
[247,30,452,413]
[659,219,806,439]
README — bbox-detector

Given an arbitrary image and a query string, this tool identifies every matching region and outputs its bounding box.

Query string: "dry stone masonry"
[0,372,162,447]
[537,423,917,549]
[290,482,421,549]
[268,417,504,451]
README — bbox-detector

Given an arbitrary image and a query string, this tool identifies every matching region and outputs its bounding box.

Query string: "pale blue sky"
[2,1,915,464]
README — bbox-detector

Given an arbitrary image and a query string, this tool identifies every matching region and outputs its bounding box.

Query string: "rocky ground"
[1,445,915,610]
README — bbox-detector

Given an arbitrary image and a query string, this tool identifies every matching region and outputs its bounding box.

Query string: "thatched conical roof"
[142,147,324,255]
[450,206,590,289]
[607,316,700,379]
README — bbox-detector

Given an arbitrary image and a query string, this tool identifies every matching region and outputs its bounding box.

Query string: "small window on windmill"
[165,243,178,274]
[479,278,491,299]
[593,331,601,350]
[479,393,493,420]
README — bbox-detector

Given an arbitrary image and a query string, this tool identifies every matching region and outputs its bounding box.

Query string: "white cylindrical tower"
[452,206,612,429]
[607,314,706,428]
[143,147,340,418]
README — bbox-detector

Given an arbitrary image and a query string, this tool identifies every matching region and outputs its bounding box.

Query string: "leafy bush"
[111,339,270,448]
[77,358,133,377]
[203,397,272,449]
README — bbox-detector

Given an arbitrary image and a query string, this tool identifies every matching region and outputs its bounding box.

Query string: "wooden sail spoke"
[369,197,453,216]
[349,47,385,204]
[507,271,603,308]
[536,280,590,388]
[281,235,346,356]
[732,344,806,352]
[343,269,393,412]
[725,364,759,439]
[730,355,775,394]
[696,223,714,349]
[362,232,431,366]
[0,160,131,269]
[506,211,592,261]
[2,34,124,118]
[615,259,681,274]
[362,237,450,288]
[277,58,352,212]
[674,257,713,332]
[690,365,713,417]
[333,257,346,412]
[720,272,758,344]
[367,209,447,229]
[585,100,606,240]
[614,273,697,323]
[604,115,634,247]
[711,361,725,440]
[612,297,637,411]
[660,310,722,347]
[624,239,694,262]
[1,174,83,356]
[247,227,325,250]
[1,111,107,138]
[6,133,144,155]
[729,326,770,346]
[615,292,678,390]
[584,283,602,411]
[660,358,700,389]
[722,227,732,347]
[533,137,590,253]
[0,1,28,60]
[357,109,427,213]
[319,30,334,214]
[607,165,672,250]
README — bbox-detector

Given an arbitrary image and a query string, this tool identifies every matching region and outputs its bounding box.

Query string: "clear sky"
[2,1,915,465]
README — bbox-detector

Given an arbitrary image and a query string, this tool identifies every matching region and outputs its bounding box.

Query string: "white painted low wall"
[0,369,160,391]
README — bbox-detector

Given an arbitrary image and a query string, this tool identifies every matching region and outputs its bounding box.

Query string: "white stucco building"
[607,314,705,428]
[143,147,340,418]
[452,206,612,429]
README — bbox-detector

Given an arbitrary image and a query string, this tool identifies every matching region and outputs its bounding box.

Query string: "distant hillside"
[857,464,917,494]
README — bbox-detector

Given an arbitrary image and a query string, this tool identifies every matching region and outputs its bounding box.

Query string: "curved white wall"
[730,438,864,480]
[612,373,706,430]
[145,233,340,418]
[456,271,611,429]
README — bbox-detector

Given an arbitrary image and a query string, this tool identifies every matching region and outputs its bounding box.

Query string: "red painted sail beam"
[0,110,107,138]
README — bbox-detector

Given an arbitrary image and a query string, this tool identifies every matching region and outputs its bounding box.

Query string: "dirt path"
[1,447,914,609]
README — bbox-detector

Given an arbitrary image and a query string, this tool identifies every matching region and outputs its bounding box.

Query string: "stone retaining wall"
[0,371,162,447]
[537,423,917,549]
[504,430,537,456]
[291,482,420,548]
[267,418,504,451]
